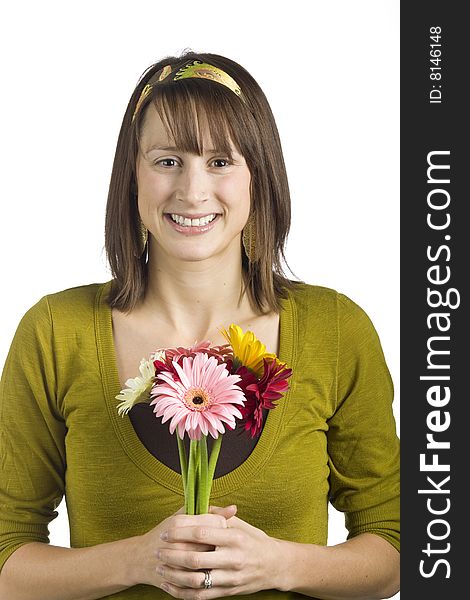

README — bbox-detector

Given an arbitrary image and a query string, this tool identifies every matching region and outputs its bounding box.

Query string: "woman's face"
[136,105,251,266]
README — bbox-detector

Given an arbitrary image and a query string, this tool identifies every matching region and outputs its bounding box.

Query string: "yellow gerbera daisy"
[220,324,276,376]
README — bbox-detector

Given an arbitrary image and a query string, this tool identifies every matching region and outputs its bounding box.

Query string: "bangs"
[138,80,250,160]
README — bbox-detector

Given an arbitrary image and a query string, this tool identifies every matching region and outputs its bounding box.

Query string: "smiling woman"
[0,50,400,600]
[105,53,293,317]
[135,107,251,267]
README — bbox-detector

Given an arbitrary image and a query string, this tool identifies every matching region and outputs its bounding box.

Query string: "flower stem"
[181,436,222,515]
[187,440,198,515]
[176,433,187,500]
[197,436,222,516]
[195,440,201,514]
[206,435,222,512]
[208,435,222,487]
[199,436,209,513]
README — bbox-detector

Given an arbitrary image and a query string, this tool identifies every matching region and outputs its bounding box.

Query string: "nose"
[176,159,209,204]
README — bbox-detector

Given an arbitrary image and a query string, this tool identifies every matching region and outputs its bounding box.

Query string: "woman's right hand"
[130,505,237,589]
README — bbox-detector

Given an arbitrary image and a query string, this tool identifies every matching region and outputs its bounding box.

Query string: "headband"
[132,60,244,122]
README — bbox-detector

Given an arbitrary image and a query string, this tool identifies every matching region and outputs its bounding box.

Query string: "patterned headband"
[132,60,245,122]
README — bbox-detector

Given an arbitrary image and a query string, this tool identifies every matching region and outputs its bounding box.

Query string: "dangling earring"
[139,220,148,257]
[132,181,148,258]
[242,214,256,263]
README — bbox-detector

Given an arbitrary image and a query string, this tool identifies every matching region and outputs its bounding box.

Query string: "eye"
[155,158,179,167]
[211,158,231,168]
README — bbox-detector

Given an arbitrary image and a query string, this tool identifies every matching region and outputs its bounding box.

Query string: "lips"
[169,213,217,227]
[164,213,221,235]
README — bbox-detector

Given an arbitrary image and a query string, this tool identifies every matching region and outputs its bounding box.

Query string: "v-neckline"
[95,281,298,499]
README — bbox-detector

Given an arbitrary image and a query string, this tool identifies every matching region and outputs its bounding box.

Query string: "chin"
[154,237,240,264]
[173,249,219,263]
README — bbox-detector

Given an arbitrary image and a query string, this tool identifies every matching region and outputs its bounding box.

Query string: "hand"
[156,505,282,597]
[129,505,237,589]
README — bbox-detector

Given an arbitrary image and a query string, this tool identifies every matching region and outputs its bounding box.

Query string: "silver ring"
[203,569,213,589]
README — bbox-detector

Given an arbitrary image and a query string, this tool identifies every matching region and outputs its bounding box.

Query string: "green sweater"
[0,281,399,599]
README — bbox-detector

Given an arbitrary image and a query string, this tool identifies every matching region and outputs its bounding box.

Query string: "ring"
[203,569,213,589]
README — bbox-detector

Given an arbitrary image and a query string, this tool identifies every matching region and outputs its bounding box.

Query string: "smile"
[169,213,217,227]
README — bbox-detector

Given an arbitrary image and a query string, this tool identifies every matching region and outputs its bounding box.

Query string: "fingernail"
[156,550,161,560]
[157,566,164,576]
[160,530,168,540]
[161,583,169,592]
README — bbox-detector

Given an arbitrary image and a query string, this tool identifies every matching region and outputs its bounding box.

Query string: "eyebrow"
[145,145,234,155]
[148,146,178,152]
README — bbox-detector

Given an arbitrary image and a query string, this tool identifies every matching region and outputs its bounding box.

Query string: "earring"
[131,182,148,258]
[242,214,256,263]
[139,220,148,257]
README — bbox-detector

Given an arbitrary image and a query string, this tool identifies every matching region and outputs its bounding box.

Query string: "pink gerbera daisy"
[150,353,245,440]
[153,341,233,378]
[165,340,233,363]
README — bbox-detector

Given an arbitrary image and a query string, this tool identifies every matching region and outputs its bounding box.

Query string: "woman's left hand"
[156,505,282,597]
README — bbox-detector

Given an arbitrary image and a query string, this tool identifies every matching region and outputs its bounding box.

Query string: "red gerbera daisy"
[235,358,292,437]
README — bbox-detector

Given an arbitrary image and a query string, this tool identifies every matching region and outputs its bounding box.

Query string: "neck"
[140,246,254,342]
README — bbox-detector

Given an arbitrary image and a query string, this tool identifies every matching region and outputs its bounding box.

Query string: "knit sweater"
[0,281,400,599]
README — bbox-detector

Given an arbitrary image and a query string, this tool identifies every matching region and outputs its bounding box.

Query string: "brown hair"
[105,50,298,314]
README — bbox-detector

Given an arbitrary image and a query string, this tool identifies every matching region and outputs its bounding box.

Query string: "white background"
[0,1,399,597]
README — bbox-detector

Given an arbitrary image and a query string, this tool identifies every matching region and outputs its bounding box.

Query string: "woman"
[0,51,400,599]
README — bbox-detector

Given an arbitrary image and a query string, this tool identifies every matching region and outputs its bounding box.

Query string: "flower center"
[183,387,211,411]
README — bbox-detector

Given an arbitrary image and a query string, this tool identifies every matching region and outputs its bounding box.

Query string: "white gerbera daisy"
[116,358,155,416]
[150,349,166,363]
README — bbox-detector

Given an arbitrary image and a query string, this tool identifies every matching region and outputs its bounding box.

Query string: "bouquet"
[116,324,292,515]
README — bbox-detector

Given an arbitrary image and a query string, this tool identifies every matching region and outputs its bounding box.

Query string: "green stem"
[207,435,223,502]
[176,433,188,501]
[187,440,198,515]
[199,435,209,514]
[208,435,222,482]
[195,440,201,514]
[182,436,222,515]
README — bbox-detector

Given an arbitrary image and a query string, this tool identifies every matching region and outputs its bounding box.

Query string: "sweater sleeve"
[0,297,67,573]
[327,294,400,552]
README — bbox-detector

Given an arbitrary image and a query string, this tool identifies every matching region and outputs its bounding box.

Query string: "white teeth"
[199,215,215,226]
[170,213,217,227]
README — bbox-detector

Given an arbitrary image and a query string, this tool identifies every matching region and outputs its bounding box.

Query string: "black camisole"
[129,402,267,478]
